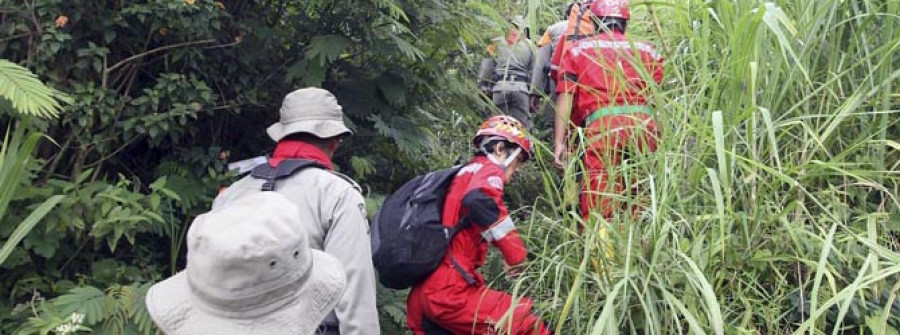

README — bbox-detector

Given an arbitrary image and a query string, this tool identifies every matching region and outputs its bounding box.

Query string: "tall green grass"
[499,0,900,333]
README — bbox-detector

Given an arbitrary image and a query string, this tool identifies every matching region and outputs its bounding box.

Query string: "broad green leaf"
[0,195,64,265]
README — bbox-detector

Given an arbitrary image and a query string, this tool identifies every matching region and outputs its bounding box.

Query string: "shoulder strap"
[447,215,469,236]
[569,2,590,42]
[444,216,474,286]
[250,159,325,191]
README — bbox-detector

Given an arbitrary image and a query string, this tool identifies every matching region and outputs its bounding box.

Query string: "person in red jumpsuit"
[552,0,665,221]
[407,116,551,335]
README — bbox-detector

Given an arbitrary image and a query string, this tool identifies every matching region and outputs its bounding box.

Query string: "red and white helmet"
[591,0,630,20]
[474,115,533,161]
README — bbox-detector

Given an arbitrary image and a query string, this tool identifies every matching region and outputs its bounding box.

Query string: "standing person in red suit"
[553,0,665,224]
[407,116,551,335]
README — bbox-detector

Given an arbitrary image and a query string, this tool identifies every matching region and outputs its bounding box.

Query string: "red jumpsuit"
[407,156,550,335]
[557,31,664,219]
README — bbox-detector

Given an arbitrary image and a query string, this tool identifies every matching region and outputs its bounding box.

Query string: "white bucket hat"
[145,192,345,335]
[266,87,353,141]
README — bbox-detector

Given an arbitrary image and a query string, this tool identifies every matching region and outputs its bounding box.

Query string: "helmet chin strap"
[488,147,522,169]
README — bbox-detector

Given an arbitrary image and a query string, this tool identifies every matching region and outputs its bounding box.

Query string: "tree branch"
[42,133,74,182]
[85,133,145,172]
[104,38,218,78]
[0,32,34,44]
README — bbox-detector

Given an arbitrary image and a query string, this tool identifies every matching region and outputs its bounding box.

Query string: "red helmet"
[591,0,630,20]
[474,115,533,160]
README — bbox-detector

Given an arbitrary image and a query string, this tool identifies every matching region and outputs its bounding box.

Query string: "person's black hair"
[592,17,628,33]
[474,138,515,156]
[564,3,575,18]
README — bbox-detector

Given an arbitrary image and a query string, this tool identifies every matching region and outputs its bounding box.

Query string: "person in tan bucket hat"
[212,87,380,334]
[146,192,346,335]
[266,88,354,141]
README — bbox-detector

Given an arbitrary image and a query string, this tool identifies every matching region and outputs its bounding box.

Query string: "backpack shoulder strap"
[250,159,325,191]
[568,2,590,42]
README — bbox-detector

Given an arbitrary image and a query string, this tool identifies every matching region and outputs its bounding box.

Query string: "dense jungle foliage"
[1,0,899,334]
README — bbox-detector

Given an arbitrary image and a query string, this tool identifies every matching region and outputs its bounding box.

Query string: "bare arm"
[554,92,573,168]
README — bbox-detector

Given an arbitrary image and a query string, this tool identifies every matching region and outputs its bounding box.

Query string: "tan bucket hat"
[145,192,345,335]
[266,87,353,141]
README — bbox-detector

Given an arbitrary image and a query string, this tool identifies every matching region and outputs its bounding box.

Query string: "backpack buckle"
[260,169,278,191]
[260,180,276,192]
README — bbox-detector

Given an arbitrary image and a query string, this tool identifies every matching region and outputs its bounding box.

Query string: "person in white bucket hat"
[266,88,353,141]
[146,192,346,335]
[212,87,380,334]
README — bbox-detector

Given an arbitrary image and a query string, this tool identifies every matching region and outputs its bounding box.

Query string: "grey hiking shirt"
[477,36,535,91]
[531,20,568,95]
[213,167,380,335]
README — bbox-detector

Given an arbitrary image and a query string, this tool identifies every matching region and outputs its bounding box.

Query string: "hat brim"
[267,119,352,142]
[146,250,345,335]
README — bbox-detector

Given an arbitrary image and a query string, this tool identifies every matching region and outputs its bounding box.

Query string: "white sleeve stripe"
[571,40,661,60]
[481,216,516,241]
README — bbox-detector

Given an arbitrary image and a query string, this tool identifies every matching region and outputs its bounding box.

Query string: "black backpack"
[371,166,465,289]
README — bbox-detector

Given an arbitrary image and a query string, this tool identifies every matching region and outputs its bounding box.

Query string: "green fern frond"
[131,283,156,335]
[99,285,134,334]
[154,161,191,178]
[376,75,408,108]
[369,114,400,140]
[53,286,107,325]
[157,175,208,210]
[0,59,71,119]
[48,284,155,334]
[372,0,409,23]
[305,35,353,66]
[350,156,377,179]
[106,285,137,317]
[387,34,425,61]
[368,114,435,155]
[384,304,407,325]
[15,313,71,335]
